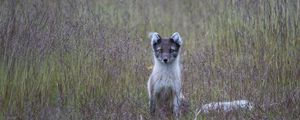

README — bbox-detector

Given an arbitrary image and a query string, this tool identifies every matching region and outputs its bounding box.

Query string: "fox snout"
[162,53,170,63]
[157,52,173,64]
[163,58,168,63]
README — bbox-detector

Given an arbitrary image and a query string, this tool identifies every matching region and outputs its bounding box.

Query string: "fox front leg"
[149,96,156,115]
[148,77,156,115]
[173,91,181,117]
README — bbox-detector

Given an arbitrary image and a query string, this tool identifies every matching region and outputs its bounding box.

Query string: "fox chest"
[152,73,180,93]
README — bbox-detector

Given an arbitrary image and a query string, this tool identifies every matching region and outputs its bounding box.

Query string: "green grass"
[0,0,299,119]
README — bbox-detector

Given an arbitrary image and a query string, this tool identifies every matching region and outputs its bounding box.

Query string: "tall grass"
[0,0,299,119]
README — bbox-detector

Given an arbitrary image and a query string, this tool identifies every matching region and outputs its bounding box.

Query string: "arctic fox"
[147,32,183,117]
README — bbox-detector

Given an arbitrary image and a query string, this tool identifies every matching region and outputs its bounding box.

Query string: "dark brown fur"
[152,38,180,63]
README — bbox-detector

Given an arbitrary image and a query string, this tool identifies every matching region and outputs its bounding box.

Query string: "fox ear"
[170,32,183,45]
[149,32,161,45]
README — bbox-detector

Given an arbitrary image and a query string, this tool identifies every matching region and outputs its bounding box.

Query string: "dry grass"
[0,0,299,119]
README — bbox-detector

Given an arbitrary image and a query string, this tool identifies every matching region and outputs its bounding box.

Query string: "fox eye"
[170,49,175,53]
[156,48,162,53]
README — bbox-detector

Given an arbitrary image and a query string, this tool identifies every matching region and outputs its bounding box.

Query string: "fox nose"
[163,58,168,63]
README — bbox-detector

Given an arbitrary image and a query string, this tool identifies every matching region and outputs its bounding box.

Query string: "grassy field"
[0,0,299,119]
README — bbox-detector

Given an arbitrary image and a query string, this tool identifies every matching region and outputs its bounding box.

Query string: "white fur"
[147,55,182,116]
[149,32,160,46]
[147,32,183,117]
[199,100,254,114]
[170,32,183,45]
[150,55,181,94]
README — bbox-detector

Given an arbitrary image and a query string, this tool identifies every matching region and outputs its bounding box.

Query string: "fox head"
[149,32,183,64]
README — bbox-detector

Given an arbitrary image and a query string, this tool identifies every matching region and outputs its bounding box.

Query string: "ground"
[0,0,299,119]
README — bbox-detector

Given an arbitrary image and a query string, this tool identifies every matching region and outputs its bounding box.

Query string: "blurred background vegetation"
[0,0,299,119]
